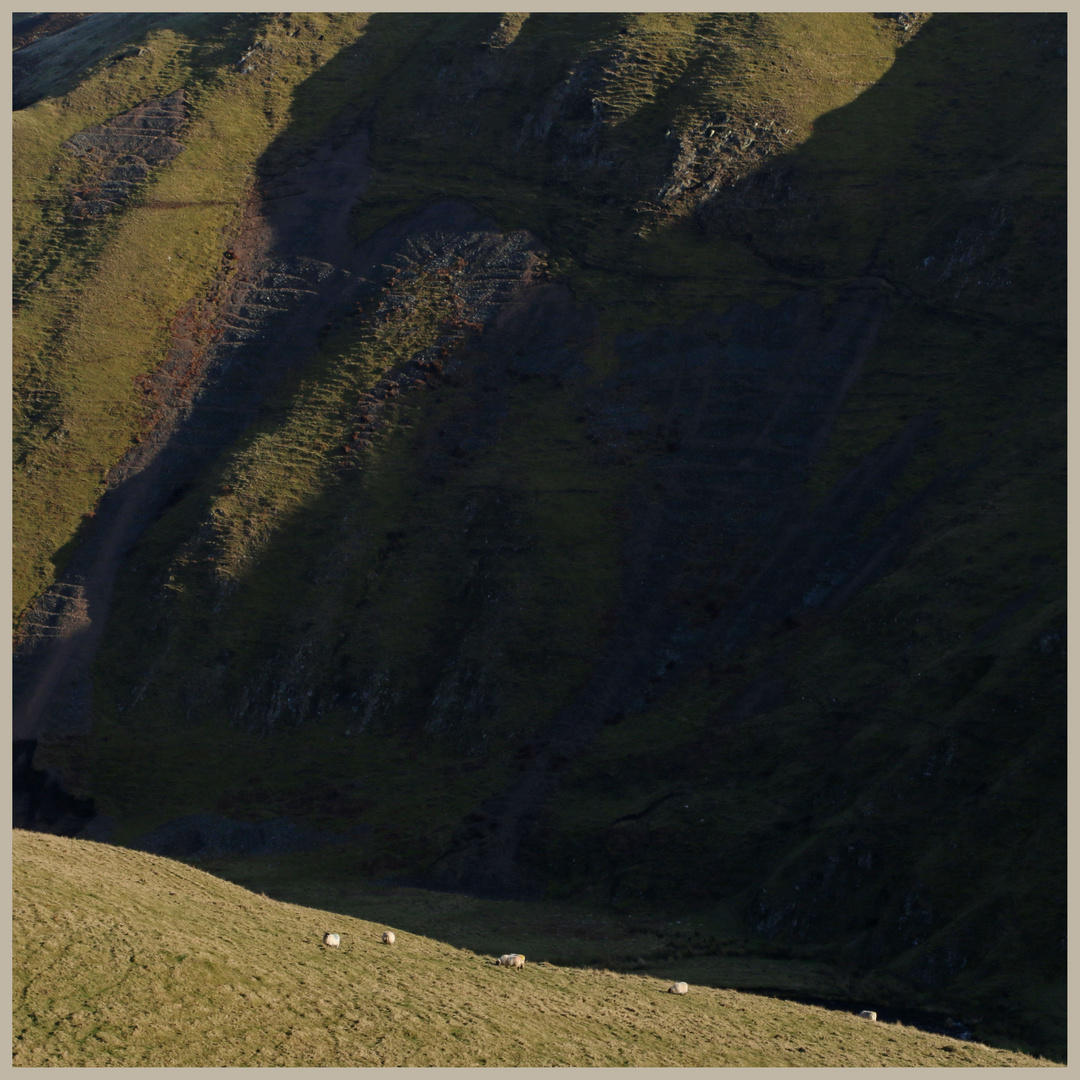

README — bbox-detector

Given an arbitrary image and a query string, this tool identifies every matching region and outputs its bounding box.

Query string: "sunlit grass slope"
[12,832,1053,1067]
[13,12,374,622]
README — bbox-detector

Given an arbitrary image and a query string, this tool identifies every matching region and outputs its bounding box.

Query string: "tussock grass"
[13,831,1053,1067]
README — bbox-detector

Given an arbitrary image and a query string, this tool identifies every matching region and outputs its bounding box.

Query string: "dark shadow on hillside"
[413,12,1063,900]
[406,13,1064,1057]
[13,11,614,781]
[13,12,1064,1061]
[694,12,1065,335]
[12,13,258,110]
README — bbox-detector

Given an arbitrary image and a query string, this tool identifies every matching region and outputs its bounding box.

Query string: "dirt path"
[13,126,372,743]
[13,110,558,754]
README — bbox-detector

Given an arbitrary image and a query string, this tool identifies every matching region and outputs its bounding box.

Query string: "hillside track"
[14,121,405,750]
[13,118,586,768]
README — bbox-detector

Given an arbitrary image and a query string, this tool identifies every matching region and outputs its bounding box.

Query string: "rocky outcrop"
[63,89,187,219]
[13,740,95,836]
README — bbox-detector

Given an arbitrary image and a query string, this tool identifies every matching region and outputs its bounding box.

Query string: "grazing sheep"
[382,931,395,945]
[496,953,525,968]
[858,1010,877,1021]
[669,981,689,994]
[323,932,340,948]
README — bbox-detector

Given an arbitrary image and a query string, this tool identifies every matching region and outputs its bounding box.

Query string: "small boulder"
[858,1010,877,1021]
[669,981,689,995]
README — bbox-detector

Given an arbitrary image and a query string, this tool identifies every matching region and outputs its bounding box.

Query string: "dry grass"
[13,831,1054,1067]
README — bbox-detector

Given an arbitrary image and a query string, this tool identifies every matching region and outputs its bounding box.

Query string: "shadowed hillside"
[12,12,1064,1059]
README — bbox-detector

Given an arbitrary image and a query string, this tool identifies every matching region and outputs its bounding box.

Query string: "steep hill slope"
[13,832,1055,1066]
[12,12,1065,1058]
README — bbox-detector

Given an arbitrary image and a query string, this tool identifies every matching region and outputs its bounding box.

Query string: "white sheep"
[496,953,525,968]
[858,1009,877,1021]
[382,931,395,945]
[669,981,688,994]
[323,932,340,948]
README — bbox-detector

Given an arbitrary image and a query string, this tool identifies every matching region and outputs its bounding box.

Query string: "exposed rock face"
[13,740,95,836]
[63,89,187,219]
[655,114,794,214]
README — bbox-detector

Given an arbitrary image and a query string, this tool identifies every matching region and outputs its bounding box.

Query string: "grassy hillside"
[13,831,1056,1066]
[13,11,1064,1060]
[13,12,375,622]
